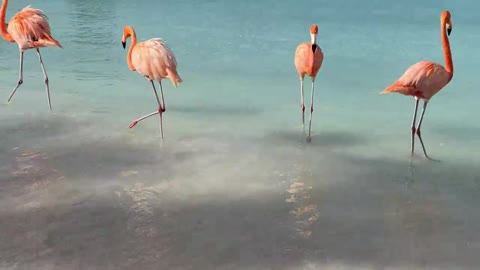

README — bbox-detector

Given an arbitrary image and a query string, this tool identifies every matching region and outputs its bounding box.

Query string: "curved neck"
[441,22,453,79]
[0,0,13,41]
[126,28,137,70]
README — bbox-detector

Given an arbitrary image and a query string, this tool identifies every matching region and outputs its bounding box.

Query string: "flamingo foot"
[424,154,441,162]
[128,121,138,129]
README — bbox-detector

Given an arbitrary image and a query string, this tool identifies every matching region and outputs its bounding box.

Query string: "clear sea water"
[1,0,480,269]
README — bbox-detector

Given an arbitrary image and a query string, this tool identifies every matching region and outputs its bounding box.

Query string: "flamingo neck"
[0,0,13,41]
[441,22,453,80]
[126,28,137,71]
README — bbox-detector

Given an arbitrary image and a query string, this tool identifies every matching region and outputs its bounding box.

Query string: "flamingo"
[121,26,182,139]
[294,24,324,142]
[0,0,62,111]
[381,11,454,160]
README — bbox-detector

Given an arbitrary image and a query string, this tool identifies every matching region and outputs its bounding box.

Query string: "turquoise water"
[1,0,480,269]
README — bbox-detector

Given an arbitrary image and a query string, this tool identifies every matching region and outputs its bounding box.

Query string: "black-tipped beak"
[122,41,126,49]
[447,27,452,36]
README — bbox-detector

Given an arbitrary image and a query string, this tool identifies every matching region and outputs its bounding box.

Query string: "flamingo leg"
[7,51,24,104]
[128,111,159,128]
[300,79,305,132]
[36,49,52,111]
[159,80,166,111]
[152,80,165,139]
[128,80,165,139]
[415,101,433,160]
[306,79,315,142]
[410,98,420,156]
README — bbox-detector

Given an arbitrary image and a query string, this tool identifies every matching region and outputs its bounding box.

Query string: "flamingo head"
[310,24,318,44]
[122,26,135,49]
[441,11,452,36]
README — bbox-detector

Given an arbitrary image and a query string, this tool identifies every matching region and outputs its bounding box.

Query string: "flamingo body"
[131,38,182,86]
[294,42,323,80]
[382,60,451,101]
[6,6,61,50]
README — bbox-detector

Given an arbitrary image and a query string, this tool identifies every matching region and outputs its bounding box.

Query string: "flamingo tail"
[37,36,63,48]
[169,71,182,87]
[380,82,415,95]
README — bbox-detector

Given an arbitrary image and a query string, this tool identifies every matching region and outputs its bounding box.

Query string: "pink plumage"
[122,25,182,139]
[0,0,62,111]
[294,23,324,142]
[131,38,182,87]
[381,10,454,160]
[382,61,451,101]
[6,5,62,50]
[294,41,324,80]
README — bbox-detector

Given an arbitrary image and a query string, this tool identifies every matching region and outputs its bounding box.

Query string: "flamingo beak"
[446,23,452,36]
[122,41,126,49]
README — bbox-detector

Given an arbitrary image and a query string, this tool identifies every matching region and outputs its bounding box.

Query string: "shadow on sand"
[1,115,480,270]
[170,104,263,116]
[262,129,367,148]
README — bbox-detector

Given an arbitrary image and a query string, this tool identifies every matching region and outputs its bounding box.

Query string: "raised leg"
[7,51,24,103]
[300,79,305,132]
[128,80,165,139]
[36,49,52,111]
[306,79,315,142]
[410,98,420,156]
[416,101,434,160]
[128,111,159,128]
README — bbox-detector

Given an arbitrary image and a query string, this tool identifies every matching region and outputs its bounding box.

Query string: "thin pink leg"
[151,80,165,138]
[36,49,52,111]
[300,79,305,132]
[159,80,166,111]
[306,79,315,142]
[129,80,165,139]
[157,80,166,138]
[7,51,24,104]
[129,111,160,128]
[410,98,420,156]
[415,101,435,160]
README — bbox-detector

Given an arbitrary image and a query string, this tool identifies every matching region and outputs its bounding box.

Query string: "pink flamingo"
[294,24,324,142]
[381,11,454,159]
[0,0,62,111]
[122,26,182,139]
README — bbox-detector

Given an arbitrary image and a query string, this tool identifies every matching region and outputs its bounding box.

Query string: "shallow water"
[1,0,480,269]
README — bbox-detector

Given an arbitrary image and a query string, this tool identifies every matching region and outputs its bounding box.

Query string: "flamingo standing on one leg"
[381,11,454,160]
[0,0,62,111]
[121,26,182,139]
[294,24,324,142]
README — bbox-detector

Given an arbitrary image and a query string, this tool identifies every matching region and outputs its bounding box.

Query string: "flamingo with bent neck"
[0,0,62,111]
[121,26,182,139]
[381,10,454,160]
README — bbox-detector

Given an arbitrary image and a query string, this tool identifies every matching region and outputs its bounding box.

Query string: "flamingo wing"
[383,61,450,100]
